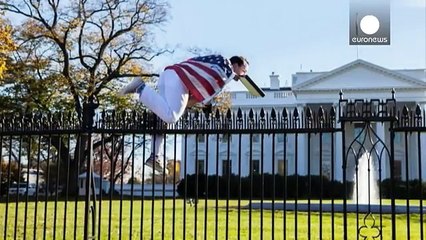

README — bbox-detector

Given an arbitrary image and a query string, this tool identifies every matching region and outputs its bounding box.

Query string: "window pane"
[197,160,205,174]
[222,160,232,175]
[251,159,260,175]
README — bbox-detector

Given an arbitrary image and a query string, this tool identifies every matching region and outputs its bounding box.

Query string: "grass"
[0,199,425,239]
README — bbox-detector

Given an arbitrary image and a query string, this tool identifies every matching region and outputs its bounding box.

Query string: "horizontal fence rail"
[1,94,425,240]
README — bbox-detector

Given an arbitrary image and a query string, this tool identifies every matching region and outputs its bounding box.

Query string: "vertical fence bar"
[378,127,384,240]
[248,133,253,240]
[204,133,210,240]
[195,134,199,240]
[283,133,288,240]
[119,132,125,240]
[24,135,32,240]
[53,134,62,240]
[108,134,114,240]
[271,132,276,240]
[331,132,335,240]
[237,133,242,240]
[43,135,52,240]
[63,134,71,240]
[82,99,97,240]
[4,136,12,240]
[161,131,167,240]
[140,132,147,240]
[225,133,231,240]
[319,132,323,240]
[390,125,396,240]
[342,123,348,240]
[129,133,135,239]
[172,133,177,240]
[260,133,264,240]
[13,135,23,240]
[98,132,105,240]
[34,135,42,240]
[307,132,311,240]
[330,133,335,240]
[214,133,219,240]
[418,131,424,240]
[417,130,424,240]
[150,133,156,240]
[23,135,31,239]
[74,134,81,240]
[404,132,410,239]
[183,134,188,240]
[294,132,298,240]
[84,133,94,240]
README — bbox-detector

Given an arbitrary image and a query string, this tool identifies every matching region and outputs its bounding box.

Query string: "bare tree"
[0,0,171,194]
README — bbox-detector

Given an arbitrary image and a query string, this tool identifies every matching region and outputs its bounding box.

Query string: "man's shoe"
[145,155,164,173]
[118,77,145,96]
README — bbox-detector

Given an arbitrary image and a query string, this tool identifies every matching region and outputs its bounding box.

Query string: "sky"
[151,0,426,91]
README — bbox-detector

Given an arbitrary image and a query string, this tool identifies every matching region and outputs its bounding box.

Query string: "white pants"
[139,69,189,157]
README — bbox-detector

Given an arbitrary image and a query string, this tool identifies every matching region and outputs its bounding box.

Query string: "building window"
[394,133,402,145]
[246,93,259,99]
[278,160,287,176]
[222,160,232,176]
[353,123,366,140]
[277,134,285,143]
[197,134,205,143]
[322,133,331,144]
[221,134,232,143]
[394,160,402,180]
[251,159,260,175]
[197,160,205,174]
[252,134,260,143]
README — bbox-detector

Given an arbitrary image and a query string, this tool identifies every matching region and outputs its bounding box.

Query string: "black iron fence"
[0,92,425,239]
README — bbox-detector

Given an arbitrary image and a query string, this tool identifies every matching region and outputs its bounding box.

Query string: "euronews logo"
[350,0,390,45]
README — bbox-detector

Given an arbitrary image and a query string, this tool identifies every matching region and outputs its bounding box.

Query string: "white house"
[181,59,426,182]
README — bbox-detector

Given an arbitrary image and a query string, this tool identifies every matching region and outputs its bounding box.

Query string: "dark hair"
[230,56,249,66]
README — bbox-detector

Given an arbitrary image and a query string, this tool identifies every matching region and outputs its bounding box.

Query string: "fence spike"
[237,108,243,119]
[226,109,232,119]
[249,109,254,119]
[318,106,324,119]
[282,108,288,120]
[293,108,299,119]
[415,104,422,116]
[306,107,312,119]
[260,108,265,119]
[215,109,221,119]
[330,107,336,118]
[402,105,409,117]
[271,108,276,120]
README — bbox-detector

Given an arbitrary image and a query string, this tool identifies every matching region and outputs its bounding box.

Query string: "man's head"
[230,56,249,77]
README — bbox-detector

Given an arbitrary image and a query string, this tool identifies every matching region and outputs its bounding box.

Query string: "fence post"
[83,97,98,240]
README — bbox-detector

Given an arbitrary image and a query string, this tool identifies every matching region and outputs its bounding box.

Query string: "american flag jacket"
[164,55,236,104]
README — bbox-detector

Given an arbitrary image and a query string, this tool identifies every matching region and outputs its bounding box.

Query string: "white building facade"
[181,59,426,182]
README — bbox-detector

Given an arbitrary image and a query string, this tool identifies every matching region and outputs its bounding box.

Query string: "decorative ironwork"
[359,213,381,240]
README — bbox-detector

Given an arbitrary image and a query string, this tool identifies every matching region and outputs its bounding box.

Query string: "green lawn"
[0,199,425,239]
